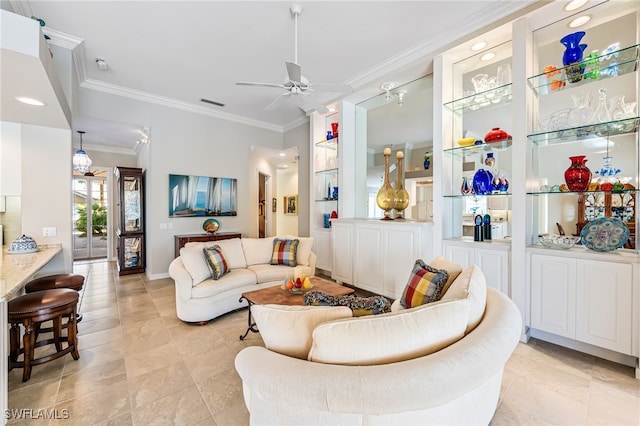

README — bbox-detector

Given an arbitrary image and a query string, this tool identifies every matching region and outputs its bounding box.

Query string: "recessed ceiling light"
[480,52,496,61]
[564,0,588,12]
[15,96,46,106]
[279,152,286,157]
[569,15,591,28]
[471,41,487,51]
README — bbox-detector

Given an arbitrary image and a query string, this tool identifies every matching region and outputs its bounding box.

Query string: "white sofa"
[235,265,522,425]
[168,236,315,323]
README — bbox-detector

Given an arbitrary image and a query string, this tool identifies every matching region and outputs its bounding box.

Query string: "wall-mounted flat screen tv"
[169,174,237,217]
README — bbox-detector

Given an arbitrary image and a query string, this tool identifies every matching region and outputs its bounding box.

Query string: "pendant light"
[72,130,92,174]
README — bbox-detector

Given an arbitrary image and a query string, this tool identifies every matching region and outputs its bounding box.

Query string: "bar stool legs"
[8,289,80,382]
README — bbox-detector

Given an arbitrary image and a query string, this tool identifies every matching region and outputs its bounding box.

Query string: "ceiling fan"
[235,4,352,114]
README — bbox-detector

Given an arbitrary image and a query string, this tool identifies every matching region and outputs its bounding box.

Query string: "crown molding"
[282,115,309,132]
[81,79,285,133]
[8,1,33,18]
[80,142,137,156]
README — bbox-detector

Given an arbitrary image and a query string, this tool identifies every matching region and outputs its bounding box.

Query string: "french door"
[72,174,109,260]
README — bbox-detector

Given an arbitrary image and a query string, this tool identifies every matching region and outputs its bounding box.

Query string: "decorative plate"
[202,218,220,234]
[580,217,629,252]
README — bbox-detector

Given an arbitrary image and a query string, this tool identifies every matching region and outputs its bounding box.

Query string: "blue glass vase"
[472,169,493,195]
[561,31,587,66]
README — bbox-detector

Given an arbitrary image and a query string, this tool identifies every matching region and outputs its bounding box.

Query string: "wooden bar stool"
[8,288,80,382]
[25,274,85,324]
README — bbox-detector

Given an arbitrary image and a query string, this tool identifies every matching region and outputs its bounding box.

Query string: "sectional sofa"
[168,236,315,323]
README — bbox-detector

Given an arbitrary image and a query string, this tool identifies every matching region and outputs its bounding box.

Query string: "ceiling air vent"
[200,98,225,107]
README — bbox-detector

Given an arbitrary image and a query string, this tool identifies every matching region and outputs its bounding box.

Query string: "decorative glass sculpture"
[376,148,396,220]
[564,155,592,192]
[560,31,587,83]
[394,151,409,219]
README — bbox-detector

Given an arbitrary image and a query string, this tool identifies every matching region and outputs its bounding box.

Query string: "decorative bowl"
[457,137,476,147]
[484,127,511,142]
[539,235,580,250]
[281,283,313,294]
[202,218,220,234]
[7,235,39,254]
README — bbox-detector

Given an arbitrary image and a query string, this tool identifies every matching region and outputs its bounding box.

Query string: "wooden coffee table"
[239,276,355,340]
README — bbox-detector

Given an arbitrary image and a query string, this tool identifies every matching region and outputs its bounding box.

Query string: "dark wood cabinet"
[174,232,241,257]
[115,167,145,275]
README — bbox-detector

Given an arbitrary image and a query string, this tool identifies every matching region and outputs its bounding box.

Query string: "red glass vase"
[331,122,339,138]
[564,155,591,192]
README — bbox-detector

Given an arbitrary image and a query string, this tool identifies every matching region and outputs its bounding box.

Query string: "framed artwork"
[272,198,277,213]
[168,174,237,217]
[284,195,298,215]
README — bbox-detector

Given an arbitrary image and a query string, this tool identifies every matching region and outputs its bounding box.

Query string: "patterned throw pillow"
[304,291,391,317]
[400,259,449,308]
[270,238,299,267]
[203,245,229,280]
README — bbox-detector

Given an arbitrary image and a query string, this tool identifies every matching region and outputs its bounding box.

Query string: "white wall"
[276,168,298,236]
[21,124,72,273]
[284,121,310,235]
[77,87,286,277]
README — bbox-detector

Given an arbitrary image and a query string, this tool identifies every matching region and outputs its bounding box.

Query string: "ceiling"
[1,1,538,155]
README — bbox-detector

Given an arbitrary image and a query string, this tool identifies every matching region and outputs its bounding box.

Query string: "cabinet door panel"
[354,224,383,294]
[383,226,420,299]
[313,230,332,272]
[576,260,633,355]
[530,255,576,338]
[475,249,509,295]
[331,222,353,284]
[443,244,473,267]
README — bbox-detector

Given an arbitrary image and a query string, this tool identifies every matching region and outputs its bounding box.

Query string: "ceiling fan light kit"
[235,4,351,114]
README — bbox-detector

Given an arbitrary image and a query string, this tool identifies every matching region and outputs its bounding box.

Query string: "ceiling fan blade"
[300,97,329,114]
[309,83,353,94]
[285,61,302,83]
[236,81,286,89]
[265,92,292,111]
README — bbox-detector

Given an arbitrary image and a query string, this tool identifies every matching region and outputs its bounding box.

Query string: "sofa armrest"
[308,251,316,277]
[235,288,521,415]
[168,257,193,300]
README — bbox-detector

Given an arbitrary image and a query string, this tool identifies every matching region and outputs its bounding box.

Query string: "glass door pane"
[73,175,109,260]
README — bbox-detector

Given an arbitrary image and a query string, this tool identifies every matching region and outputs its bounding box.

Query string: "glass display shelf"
[315,168,338,176]
[443,192,512,198]
[315,138,338,149]
[443,83,512,113]
[444,138,512,156]
[527,189,637,196]
[527,117,639,145]
[527,44,639,95]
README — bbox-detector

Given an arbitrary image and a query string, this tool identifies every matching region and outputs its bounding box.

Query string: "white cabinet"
[530,253,634,355]
[313,229,332,273]
[332,219,432,299]
[576,261,633,355]
[443,240,510,295]
[530,254,577,338]
[331,220,353,284]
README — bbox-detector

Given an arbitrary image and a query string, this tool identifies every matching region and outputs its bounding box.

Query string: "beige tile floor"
[7,260,640,425]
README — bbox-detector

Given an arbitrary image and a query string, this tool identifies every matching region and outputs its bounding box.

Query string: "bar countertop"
[0,244,62,300]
